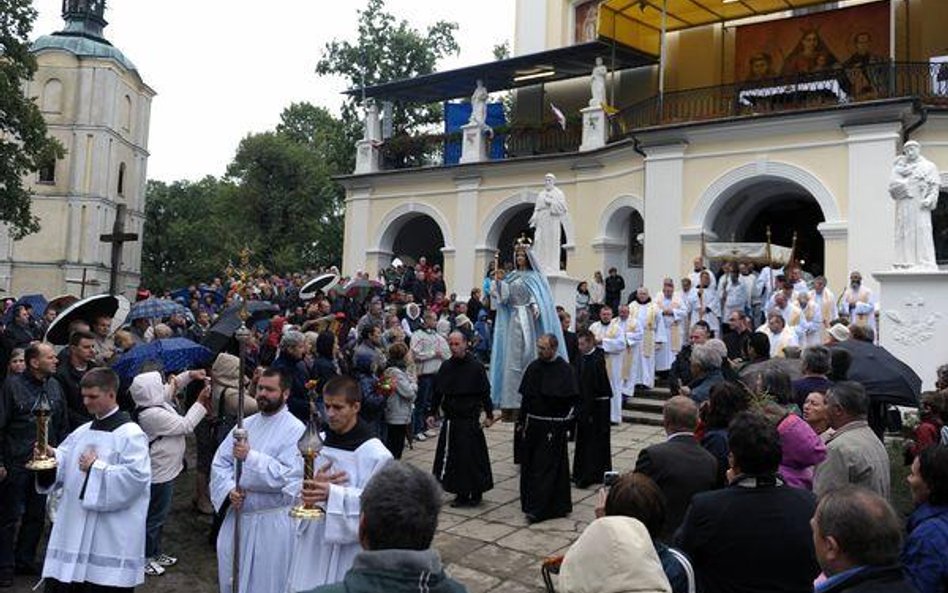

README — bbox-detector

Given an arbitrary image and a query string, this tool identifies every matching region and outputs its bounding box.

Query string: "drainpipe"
[902,99,927,142]
[632,135,647,158]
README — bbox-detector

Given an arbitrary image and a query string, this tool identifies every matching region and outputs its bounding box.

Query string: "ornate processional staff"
[224,247,266,593]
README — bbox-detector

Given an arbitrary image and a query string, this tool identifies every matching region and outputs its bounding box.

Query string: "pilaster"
[644,143,688,290]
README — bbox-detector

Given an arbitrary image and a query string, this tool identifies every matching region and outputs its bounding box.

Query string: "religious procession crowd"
[0,244,946,593]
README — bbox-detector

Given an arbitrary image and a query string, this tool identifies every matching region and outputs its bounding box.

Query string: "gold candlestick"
[26,389,57,471]
[290,408,325,520]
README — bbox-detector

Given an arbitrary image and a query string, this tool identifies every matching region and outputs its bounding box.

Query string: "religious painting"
[735,1,890,94]
[574,0,602,44]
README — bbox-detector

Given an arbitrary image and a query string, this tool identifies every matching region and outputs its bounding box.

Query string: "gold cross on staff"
[224,247,268,321]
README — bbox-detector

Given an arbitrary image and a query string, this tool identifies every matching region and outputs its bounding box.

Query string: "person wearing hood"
[400,302,423,339]
[303,461,466,593]
[130,369,211,576]
[472,310,492,365]
[560,516,672,593]
[518,333,579,523]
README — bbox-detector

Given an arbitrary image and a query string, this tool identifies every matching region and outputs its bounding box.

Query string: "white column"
[453,176,480,296]
[643,143,687,291]
[343,186,372,275]
[460,123,488,164]
[514,0,547,55]
[843,122,901,292]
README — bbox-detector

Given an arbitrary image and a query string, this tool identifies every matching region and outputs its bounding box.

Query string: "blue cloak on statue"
[489,252,568,409]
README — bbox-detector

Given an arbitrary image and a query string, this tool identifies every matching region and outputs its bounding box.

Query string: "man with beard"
[596,306,640,424]
[427,332,494,508]
[628,288,667,390]
[286,376,392,591]
[571,330,613,488]
[211,368,305,593]
[655,278,688,376]
[838,271,876,332]
[518,334,579,523]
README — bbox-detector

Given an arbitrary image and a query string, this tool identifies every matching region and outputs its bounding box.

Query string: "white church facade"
[340,0,948,300]
[0,0,153,298]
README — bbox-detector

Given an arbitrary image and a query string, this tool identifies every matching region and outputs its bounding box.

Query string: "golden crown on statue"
[513,234,533,252]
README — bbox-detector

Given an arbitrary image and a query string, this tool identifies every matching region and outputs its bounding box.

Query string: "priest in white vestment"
[689,257,717,291]
[656,279,688,372]
[679,277,698,334]
[755,265,784,323]
[286,376,392,591]
[790,292,821,347]
[38,368,151,592]
[693,272,721,338]
[808,276,837,343]
[629,289,667,389]
[590,307,637,424]
[212,369,305,593]
[757,313,799,358]
[838,271,877,333]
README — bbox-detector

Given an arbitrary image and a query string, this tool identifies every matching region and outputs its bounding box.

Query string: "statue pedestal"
[460,122,488,164]
[871,269,948,390]
[580,105,608,152]
[354,139,380,174]
[546,271,579,318]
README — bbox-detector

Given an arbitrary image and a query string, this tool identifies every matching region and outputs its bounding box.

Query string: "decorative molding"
[642,142,688,161]
[690,160,843,229]
[817,221,849,240]
[598,194,645,241]
[883,293,944,346]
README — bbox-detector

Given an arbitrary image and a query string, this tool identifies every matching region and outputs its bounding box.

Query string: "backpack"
[130,405,165,447]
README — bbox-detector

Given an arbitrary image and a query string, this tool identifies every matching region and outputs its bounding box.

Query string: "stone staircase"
[622,384,673,426]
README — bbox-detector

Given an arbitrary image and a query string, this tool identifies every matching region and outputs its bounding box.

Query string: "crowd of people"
[0,247,945,593]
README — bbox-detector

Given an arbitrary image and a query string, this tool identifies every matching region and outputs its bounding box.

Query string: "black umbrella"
[45,294,131,345]
[832,339,921,406]
[202,300,279,355]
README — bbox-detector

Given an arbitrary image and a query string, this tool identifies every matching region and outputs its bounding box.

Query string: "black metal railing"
[611,62,948,138]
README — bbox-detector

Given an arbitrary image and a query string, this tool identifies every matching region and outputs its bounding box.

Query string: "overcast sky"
[32,1,514,182]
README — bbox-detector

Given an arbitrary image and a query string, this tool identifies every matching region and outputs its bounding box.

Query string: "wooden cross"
[99,204,139,295]
[65,268,102,298]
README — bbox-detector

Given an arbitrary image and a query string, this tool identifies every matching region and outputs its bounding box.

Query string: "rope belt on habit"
[593,397,611,401]
[525,413,573,423]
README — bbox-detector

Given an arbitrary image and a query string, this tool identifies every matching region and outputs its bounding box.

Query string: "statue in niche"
[888,140,939,270]
[590,57,607,107]
[529,173,569,275]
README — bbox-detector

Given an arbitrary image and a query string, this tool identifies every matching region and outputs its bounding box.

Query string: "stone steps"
[622,385,672,426]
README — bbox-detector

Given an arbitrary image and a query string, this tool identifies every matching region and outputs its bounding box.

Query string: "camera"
[603,471,619,488]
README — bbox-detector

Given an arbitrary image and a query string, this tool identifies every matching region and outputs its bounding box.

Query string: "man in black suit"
[675,411,820,593]
[633,395,718,541]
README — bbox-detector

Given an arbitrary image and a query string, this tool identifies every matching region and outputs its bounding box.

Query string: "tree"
[0,0,65,238]
[315,0,459,139]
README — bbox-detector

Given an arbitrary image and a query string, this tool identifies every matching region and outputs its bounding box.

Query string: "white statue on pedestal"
[363,98,381,143]
[529,173,569,275]
[469,79,488,129]
[888,140,940,270]
[590,57,607,107]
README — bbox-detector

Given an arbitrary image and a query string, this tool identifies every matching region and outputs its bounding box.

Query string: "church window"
[38,158,56,184]
[628,210,644,267]
[121,95,132,132]
[117,162,126,196]
[42,79,63,114]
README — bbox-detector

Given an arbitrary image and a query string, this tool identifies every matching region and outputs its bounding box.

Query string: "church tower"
[0,0,155,297]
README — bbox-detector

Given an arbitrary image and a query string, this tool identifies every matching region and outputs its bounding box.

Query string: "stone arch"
[478,191,577,250]
[597,194,645,242]
[372,201,455,258]
[691,161,843,230]
[42,79,63,113]
[592,194,646,289]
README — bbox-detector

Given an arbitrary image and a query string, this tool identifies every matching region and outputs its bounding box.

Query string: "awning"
[343,40,657,104]
[599,0,840,55]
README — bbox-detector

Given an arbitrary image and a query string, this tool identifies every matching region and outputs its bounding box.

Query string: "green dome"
[31,33,137,73]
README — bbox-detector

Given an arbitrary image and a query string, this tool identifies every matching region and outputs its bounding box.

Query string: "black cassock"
[518,356,579,522]
[430,354,494,497]
[572,347,613,487]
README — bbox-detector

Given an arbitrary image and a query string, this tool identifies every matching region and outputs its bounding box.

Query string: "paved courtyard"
[11,421,665,593]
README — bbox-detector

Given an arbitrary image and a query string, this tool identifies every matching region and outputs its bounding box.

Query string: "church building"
[0,0,153,298]
[340,0,948,300]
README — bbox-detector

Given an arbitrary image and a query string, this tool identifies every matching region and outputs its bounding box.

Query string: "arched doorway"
[493,204,567,270]
[597,197,645,289]
[389,214,445,267]
[709,179,825,275]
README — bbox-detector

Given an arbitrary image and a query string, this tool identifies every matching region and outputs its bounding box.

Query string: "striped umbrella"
[127,298,186,321]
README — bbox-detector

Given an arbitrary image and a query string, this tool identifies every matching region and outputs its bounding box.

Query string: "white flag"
[550,103,567,130]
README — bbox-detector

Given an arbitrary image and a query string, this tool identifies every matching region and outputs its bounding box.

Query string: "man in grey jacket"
[813,381,890,499]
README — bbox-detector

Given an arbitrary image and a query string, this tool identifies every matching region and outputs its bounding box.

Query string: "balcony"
[366,62,946,172]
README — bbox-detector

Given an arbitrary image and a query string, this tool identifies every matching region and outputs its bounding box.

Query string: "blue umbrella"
[127,298,186,322]
[2,294,48,325]
[112,337,213,382]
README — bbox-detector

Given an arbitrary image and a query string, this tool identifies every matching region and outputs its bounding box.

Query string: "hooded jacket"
[560,516,672,593]
[130,371,207,484]
[211,353,258,419]
[305,548,466,593]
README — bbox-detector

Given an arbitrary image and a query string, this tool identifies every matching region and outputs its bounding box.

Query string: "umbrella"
[127,298,186,322]
[46,294,79,314]
[331,278,384,302]
[202,300,279,355]
[2,294,48,325]
[44,294,131,345]
[832,339,921,406]
[112,337,213,382]
[299,273,340,301]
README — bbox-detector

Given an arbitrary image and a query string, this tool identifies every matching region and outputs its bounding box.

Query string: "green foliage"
[315,0,459,137]
[0,0,65,238]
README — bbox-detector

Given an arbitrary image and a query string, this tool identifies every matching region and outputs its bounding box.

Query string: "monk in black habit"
[572,329,613,487]
[429,332,494,507]
[518,333,579,523]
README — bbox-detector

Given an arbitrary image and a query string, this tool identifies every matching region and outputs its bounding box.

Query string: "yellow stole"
[633,302,659,358]
[606,318,637,381]
[664,294,683,352]
[844,287,872,326]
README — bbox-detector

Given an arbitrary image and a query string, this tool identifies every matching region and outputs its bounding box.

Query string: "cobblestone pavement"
[12,421,665,593]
